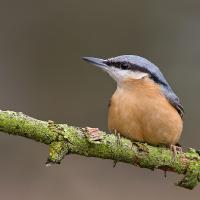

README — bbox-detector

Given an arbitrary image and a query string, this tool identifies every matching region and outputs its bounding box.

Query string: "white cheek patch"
[106,67,148,83]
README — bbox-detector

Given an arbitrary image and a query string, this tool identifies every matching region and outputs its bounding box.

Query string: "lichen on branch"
[0,110,199,190]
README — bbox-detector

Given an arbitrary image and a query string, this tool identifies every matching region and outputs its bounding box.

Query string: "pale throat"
[106,67,149,88]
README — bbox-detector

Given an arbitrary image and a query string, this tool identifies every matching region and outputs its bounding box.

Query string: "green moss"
[0,111,58,144]
[177,161,200,189]
[0,110,200,189]
[48,141,69,163]
[185,148,200,160]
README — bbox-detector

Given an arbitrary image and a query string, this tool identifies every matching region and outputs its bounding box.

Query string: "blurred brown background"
[0,0,199,199]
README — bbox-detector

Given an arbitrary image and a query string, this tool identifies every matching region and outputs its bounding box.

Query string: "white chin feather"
[106,67,148,84]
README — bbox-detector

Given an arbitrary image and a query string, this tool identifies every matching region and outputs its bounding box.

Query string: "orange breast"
[108,78,183,145]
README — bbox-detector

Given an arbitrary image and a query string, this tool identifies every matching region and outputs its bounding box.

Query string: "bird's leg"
[170,144,182,157]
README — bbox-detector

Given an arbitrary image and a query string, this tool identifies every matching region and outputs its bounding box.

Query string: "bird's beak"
[82,57,108,69]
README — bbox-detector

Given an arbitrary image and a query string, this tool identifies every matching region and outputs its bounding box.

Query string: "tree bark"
[0,110,199,190]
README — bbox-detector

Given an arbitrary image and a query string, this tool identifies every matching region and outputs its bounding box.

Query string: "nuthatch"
[82,55,184,152]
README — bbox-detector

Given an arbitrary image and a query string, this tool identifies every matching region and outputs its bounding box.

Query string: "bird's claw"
[170,144,182,157]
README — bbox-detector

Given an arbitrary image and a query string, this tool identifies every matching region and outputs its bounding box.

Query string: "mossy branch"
[0,110,199,190]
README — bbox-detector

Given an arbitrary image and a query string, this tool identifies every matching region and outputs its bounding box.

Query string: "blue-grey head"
[82,55,184,118]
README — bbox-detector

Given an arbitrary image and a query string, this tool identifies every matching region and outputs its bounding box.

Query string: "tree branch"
[0,110,199,190]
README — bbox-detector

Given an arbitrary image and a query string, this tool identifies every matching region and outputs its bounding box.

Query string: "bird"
[82,55,184,152]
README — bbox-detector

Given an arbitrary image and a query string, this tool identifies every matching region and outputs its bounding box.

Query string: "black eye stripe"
[105,61,147,72]
[105,61,128,69]
[105,60,168,87]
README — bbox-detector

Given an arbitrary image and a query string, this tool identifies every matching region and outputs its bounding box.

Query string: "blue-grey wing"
[162,88,184,119]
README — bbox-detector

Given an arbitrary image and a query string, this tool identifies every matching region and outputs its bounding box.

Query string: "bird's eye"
[113,62,129,70]
[120,63,128,70]
[106,60,130,70]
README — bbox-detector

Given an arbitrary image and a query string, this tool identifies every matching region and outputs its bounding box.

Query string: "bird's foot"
[170,144,182,157]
